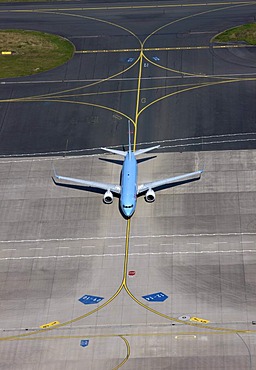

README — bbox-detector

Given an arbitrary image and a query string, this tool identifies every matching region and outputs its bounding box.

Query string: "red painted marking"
[128,270,136,276]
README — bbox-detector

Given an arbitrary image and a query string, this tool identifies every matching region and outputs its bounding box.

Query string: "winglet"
[52,164,59,179]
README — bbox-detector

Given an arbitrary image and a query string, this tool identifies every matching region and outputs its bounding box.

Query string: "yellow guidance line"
[0,221,132,342]
[133,50,144,151]
[76,44,256,54]
[113,336,131,369]
[9,329,256,342]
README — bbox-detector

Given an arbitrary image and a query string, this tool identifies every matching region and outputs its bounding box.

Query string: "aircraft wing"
[137,170,203,194]
[53,168,121,194]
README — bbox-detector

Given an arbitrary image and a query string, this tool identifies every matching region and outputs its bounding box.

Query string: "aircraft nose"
[123,207,135,218]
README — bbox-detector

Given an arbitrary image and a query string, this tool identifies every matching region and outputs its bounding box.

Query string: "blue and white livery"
[53,123,203,218]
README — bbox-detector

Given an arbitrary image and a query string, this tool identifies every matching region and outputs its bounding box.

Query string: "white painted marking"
[1,249,256,261]
[2,248,16,251]
[29,247,43,250]
[1,232,256,244]
[108,245,121,248]
[0,132,255,160]
[187,242,200,245]
[81,246,95,248]
[242,241,254,244]
[134,244,148,247]
[58,246,70,249]
[214,241,227,244]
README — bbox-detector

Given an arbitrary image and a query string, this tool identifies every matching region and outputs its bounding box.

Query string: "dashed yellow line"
[76,44,256,54]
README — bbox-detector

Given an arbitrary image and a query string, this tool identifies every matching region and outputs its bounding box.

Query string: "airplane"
[53,122,203,218]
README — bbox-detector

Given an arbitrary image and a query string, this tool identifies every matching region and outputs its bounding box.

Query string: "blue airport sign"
[142,292,168,302]
[80,339,89,347]
[152,56,160,61]
[79,294,104,305]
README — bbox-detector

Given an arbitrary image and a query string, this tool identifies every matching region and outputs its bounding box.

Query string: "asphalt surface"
[1,1,256,369]
[0,1,256,156]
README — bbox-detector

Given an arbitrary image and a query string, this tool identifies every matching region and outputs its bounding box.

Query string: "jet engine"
[145,189,155,203]
[103,190,113,204]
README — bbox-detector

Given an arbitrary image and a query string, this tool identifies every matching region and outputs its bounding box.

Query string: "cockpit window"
[123,205,133,208]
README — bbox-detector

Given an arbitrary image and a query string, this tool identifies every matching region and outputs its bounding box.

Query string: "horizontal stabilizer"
[134,145,160,157]
[101,147,127,157]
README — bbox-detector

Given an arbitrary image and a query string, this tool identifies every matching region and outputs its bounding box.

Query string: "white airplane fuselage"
[120,151,138,218]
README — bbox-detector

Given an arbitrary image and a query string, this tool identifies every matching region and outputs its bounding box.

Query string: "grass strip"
[213,23,256,45]
[0,29,74,78]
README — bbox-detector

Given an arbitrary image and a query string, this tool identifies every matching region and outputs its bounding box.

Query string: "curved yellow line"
[112,336,131,370]
[142,2,255,78]
[2,10,141,101]
[12,98,135,126]
[143,52,201,78]
[138,77,256,117]
[30,55,140,100]
[0,281,124,341]
[0,221,132,342]
[0,81,213,104]
[123,283,253,334]
[143,2,254,47]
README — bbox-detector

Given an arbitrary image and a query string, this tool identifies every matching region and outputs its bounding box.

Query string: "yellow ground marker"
[40,321,60,329]
[1,51,12,55]
[190,317,210,324]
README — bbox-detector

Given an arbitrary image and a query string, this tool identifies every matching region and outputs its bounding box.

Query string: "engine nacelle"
[103,190,113,204]
[145,189,156,203]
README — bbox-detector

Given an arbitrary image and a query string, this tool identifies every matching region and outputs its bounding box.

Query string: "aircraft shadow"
[52,177,108,196]
[99,155,157,166]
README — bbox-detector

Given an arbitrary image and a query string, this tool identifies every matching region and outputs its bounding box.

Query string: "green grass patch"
[0,29,74,78]
[213,23,256,45]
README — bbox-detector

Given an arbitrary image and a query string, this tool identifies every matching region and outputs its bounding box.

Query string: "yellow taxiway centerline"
[76,44,256,54]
